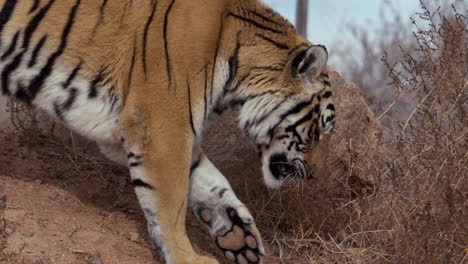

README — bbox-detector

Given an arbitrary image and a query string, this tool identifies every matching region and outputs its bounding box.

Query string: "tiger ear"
[291,45,328,82]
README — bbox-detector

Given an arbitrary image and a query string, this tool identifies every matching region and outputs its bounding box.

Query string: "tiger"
[0,0,336,263]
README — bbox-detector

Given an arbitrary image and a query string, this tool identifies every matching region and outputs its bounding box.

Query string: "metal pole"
[295,0,309,38]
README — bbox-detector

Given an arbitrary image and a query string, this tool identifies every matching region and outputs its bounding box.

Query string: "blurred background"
[266,0,466,131]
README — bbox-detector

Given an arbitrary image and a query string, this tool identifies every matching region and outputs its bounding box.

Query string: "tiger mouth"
[293,158,310,179]
[269,154,310,179]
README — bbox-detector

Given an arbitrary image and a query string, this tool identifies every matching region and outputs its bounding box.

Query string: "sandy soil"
[0,129,249,264]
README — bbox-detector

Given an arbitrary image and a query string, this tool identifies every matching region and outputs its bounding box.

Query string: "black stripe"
[298,52,317,74]
[53,86,77,121]
[321,72,329,78]
[210,14,224,103]
[203,65,208,120]
[251,66,283,72]
[253,76,272,86]
[218,188,229,198]
[259,77,276,87]
[281,96,314,118]
[187,80,197,136]
[53,102,64,120]
[190,158,201,172]
[285,105,316,142]
[128,36,137,88]
[28,35,47,67]
[130,162,142,167]
[291,49,307,76]
[93,0,108,32]
[228,13,283,34]
[89,68,104,98]
[252,76,268,86]
[128,152,143,160]
[326,104,335,111]
[245,72,262,84]
[23,0,81,104]
[230,89,279,108]
[29,0,41,14]
[226,73,249,95]
[142,1,157,78]
[253,96,290,126]
[63,61,82,89]
[324,80,331,86]
[323,91,332,98]
[99,0,108,17]
[253,76,276,88]
[325,114,335,123]
[63,87,78,110]
[255,33,289,50]
[267,95,315,138]
[0,1,18,47]
[314,104,320,113]
[109,86,119,112]
[224,32,241,92]
[288,43,310,55]
[163,0,176,89]
[22,0,56,50]
[1,51,24,95]
[132,179,154,189]
[249,10,283,26]
[1,31,20,60]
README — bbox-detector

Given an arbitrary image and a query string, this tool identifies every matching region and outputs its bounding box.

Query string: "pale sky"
[262,0,421,47]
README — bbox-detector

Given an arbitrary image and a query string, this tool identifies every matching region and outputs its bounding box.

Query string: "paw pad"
[214,208,264,263]
[217,225,245,251]
[245,236,257,249]
[195,201,264,263]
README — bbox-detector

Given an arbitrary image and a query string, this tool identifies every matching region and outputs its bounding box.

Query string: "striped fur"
[0,0,335,263]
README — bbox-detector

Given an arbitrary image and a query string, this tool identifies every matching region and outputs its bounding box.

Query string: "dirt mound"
[0,133,155,264]
[1,68,384,264]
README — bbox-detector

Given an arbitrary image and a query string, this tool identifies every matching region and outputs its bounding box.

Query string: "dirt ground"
[0,118,284,264]
[0,128,270,264]
[0,129,162,264]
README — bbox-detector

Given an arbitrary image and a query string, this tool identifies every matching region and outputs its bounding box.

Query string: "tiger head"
[237,45,335,189]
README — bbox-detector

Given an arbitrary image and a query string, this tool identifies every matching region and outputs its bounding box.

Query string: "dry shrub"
[4,101,58,146]
[329,0,415,116]
[367,4,467,263]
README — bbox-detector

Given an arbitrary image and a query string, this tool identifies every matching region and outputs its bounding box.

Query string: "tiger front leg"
[120,115,217,264]
[189,151,265,263]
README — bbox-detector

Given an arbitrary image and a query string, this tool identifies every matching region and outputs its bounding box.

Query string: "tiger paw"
[196,204,264,263]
